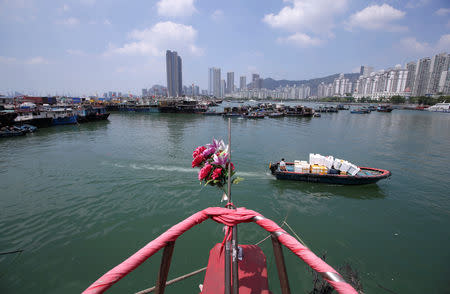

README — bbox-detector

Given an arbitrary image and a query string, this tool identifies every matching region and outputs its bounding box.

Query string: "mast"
[225,118,239,294]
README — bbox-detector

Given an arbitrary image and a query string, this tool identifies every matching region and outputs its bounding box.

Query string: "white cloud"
[27,56,48,64]
[66,49,86,56]
[156,0,196,18]
[436,34,450,51]
[57,17,80,26]
[106,21,203,57]
[398,37,431,54]
[263,0,347,47]
[63,4,70,12]
[278,33,323,47]
[263,0,347,35]
[398,34,450,54]
[405,0,429,9]
[103,19,111,25]
[435,8,450,16]
[346,4,407,32]
[211,9,224,22]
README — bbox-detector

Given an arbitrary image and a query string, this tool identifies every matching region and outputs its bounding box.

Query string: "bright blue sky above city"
[0,0,449,96]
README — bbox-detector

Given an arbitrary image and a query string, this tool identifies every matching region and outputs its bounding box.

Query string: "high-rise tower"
[208,67,221,97]
[226,72,234,94]
[412,58,431,96]
[166,50,182,97]
[240,76,246,90]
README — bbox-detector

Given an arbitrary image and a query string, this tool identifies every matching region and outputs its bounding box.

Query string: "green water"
[1,106,449,293]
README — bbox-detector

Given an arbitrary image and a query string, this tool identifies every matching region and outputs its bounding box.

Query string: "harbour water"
[1,105,449,293]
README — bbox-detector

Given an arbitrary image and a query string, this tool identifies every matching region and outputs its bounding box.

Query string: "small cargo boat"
[269,162,391,185]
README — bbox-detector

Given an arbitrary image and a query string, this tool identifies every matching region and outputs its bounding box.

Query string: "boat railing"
[83,207,358,294]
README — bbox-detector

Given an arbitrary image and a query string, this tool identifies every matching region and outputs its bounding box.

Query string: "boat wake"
[104,161,272,179]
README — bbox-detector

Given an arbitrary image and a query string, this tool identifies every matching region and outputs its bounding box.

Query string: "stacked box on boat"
[311,164,327,175]
[339,161,351,172]
[323,156,334,169]
[294,161,310,173]
[308,154,361,175]
[333,158,343,170]
[347,164,360,176]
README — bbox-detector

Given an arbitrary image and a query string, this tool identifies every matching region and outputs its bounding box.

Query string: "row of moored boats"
[0,103,109,138]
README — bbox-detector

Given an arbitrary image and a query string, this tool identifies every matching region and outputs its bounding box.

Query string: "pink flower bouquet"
[192,139,241,190]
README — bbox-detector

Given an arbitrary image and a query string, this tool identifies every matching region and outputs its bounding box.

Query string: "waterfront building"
[226,72,234,94]
[208,68,213,95]
[221,79,226,98]
[427,53,450,94]
[166,50,182,97]
[240,76,246,90]
[318,82,333,98]
[183,85,190,96]
[405,62,416,93]
[354,67,408,99]
[360,65,374,77]
[333,74,352,96]
[252,74,262,89]
[412,57,431,96]
[208,67,221,97]
[438,71,450,94]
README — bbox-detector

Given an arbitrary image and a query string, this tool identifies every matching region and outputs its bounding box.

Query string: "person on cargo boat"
[279,158,287,171]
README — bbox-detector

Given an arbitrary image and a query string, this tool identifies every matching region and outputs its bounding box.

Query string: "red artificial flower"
[192,154,205,168]
[198,164,212,180]
[227,162,235,171]
[192,146,206,158]
[212,168,223,180]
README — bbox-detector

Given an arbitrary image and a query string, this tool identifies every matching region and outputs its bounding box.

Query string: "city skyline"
[0,0,449,96]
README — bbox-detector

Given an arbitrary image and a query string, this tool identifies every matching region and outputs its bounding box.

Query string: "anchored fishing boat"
[350,108,370,114]
[83,121,359,294]
[376,105,393,112]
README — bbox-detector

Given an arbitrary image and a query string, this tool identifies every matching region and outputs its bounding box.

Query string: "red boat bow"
[83,207,358,294]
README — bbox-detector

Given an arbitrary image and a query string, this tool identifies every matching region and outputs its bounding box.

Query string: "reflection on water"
[270,179,387,199]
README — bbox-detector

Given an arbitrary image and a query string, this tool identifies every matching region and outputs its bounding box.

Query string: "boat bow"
[83,206,358,294]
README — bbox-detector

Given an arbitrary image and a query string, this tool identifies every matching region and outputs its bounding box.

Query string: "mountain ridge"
[261,73,360,95]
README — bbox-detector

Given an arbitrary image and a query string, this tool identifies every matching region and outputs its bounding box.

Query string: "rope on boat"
[282,221,309,248]
[135,266,207,294]
[83,207,358,294]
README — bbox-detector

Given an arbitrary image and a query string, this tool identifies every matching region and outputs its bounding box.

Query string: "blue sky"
[0,0,449,96]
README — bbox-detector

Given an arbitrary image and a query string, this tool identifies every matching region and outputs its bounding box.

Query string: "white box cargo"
[340,161,351,172]
[300,163,310,173]
[347,164,360,176]
[323,156,334,169]
[333,158,343,170]
[309,153,321,165]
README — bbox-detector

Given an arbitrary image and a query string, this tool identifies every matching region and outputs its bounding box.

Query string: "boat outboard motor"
[269,162,278,174]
